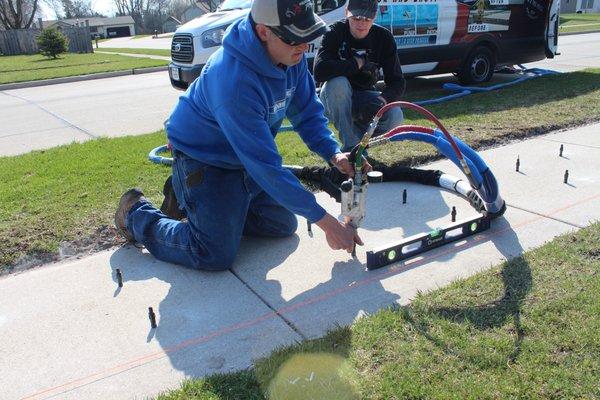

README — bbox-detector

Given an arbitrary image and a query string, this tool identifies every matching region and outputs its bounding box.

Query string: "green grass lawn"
[560,12,600,34]
[96,47,171,57]
[0,68,599,271]
[0,52,168,84]
[155,222,600,399]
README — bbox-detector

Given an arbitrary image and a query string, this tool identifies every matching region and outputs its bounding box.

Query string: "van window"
[315,0,345,15]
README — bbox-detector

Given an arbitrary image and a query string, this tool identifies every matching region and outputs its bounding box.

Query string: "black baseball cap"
[251,0,328,44]
[348,0,378,19]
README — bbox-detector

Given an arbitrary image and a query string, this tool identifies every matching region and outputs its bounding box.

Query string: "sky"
[40,0,117,19]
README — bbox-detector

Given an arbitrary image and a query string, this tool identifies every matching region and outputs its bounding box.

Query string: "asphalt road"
[0,32,598,157]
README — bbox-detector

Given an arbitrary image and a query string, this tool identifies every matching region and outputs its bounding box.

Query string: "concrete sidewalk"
[0,124,598,400]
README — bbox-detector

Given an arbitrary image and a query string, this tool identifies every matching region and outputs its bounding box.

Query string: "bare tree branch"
[0,0,38,29]
[24,0,38,27]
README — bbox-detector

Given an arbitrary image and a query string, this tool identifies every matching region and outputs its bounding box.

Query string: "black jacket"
[313,20,405,102]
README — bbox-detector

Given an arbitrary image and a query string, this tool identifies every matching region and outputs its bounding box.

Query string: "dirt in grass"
[2,225,122,276]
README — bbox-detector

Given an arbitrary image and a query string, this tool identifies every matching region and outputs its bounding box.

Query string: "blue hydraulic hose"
[430,129,500,204]
[415,90,471,106]
[386,131,502,207]
[149,144,173,165]
[387,132,484,185]
[442,69,558,94]
[444,131,501,205]
[412,68,559,107]
[432,130,488,173]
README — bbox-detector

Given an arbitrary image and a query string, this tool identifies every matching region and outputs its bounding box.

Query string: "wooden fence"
[0,26,93,56]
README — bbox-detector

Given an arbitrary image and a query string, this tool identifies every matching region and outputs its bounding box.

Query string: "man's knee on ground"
[321,76,352,101]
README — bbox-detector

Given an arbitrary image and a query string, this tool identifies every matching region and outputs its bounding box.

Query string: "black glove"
[354,96,386,130]
[360,61,380,87]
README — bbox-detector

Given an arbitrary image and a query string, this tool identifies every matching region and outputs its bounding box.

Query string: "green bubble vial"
[387,250,397,261]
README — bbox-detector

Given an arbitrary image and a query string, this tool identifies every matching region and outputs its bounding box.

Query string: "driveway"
[0,72,180,157]
[526,31,600,72]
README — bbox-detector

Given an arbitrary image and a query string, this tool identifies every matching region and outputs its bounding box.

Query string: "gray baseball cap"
[348,0,378,19]
[251,0,328,44]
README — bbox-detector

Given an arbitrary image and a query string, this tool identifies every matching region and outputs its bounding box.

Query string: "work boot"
[159,175,185,220]
[114,188,146,242]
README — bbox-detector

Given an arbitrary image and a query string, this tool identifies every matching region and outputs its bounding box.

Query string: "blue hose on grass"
[415,67,559,106]
[148,144,172,165]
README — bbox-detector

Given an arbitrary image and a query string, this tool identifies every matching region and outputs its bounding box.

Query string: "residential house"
[43,16,136,39]
[182,5,205,23]
[162,16,181,33]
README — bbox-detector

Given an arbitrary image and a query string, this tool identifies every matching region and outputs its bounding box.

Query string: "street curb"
[0,66,168,91]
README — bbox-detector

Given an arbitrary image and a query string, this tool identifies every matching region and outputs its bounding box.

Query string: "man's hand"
[316,213,363,253]
[330,152,373,178]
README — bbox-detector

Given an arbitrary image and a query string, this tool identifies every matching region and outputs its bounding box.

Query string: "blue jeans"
[319,76,404,152]
[126,151,298,271]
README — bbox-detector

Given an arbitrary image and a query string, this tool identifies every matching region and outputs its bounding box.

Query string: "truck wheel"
[458,46,496,85]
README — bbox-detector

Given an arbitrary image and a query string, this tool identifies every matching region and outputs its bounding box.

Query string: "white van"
[169,0,559,90]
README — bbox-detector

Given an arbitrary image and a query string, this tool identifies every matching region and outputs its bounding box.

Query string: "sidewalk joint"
[229,269,308,340]
[1,92,98,138]
[506,203,585,228]
[539,137,600,150]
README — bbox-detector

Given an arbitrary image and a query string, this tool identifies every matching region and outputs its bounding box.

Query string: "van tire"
[458,46,496,85]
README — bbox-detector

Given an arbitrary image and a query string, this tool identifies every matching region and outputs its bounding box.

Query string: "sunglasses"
[269,27,302,47]
[349,15,374,22]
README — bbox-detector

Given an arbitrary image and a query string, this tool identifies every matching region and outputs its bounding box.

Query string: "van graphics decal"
[375,1,439,48]
[457,0,512,33]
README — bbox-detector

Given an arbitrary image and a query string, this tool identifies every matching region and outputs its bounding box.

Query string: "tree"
[112,0,215,34]
[37,27,68,58]
[0,0,40,29]
[196,0,219,12]
[165,0,191,22]
[43,0,64,19]
[61,0,96,18]
[113,0,153,32]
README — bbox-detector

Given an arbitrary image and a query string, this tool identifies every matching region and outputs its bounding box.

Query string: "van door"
[545,0,559,58]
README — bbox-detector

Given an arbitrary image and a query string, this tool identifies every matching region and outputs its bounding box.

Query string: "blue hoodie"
[167,16,340,223]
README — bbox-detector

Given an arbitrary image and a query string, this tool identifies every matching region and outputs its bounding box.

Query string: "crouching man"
[313,0,406,152]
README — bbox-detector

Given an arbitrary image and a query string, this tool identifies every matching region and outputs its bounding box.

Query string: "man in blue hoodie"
[114,0,370,271]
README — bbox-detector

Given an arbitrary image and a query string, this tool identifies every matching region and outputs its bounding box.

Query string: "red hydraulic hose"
[377,101,464,161]
[384,125,435,138]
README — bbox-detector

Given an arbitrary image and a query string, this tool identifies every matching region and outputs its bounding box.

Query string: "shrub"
[37,28,69,59]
